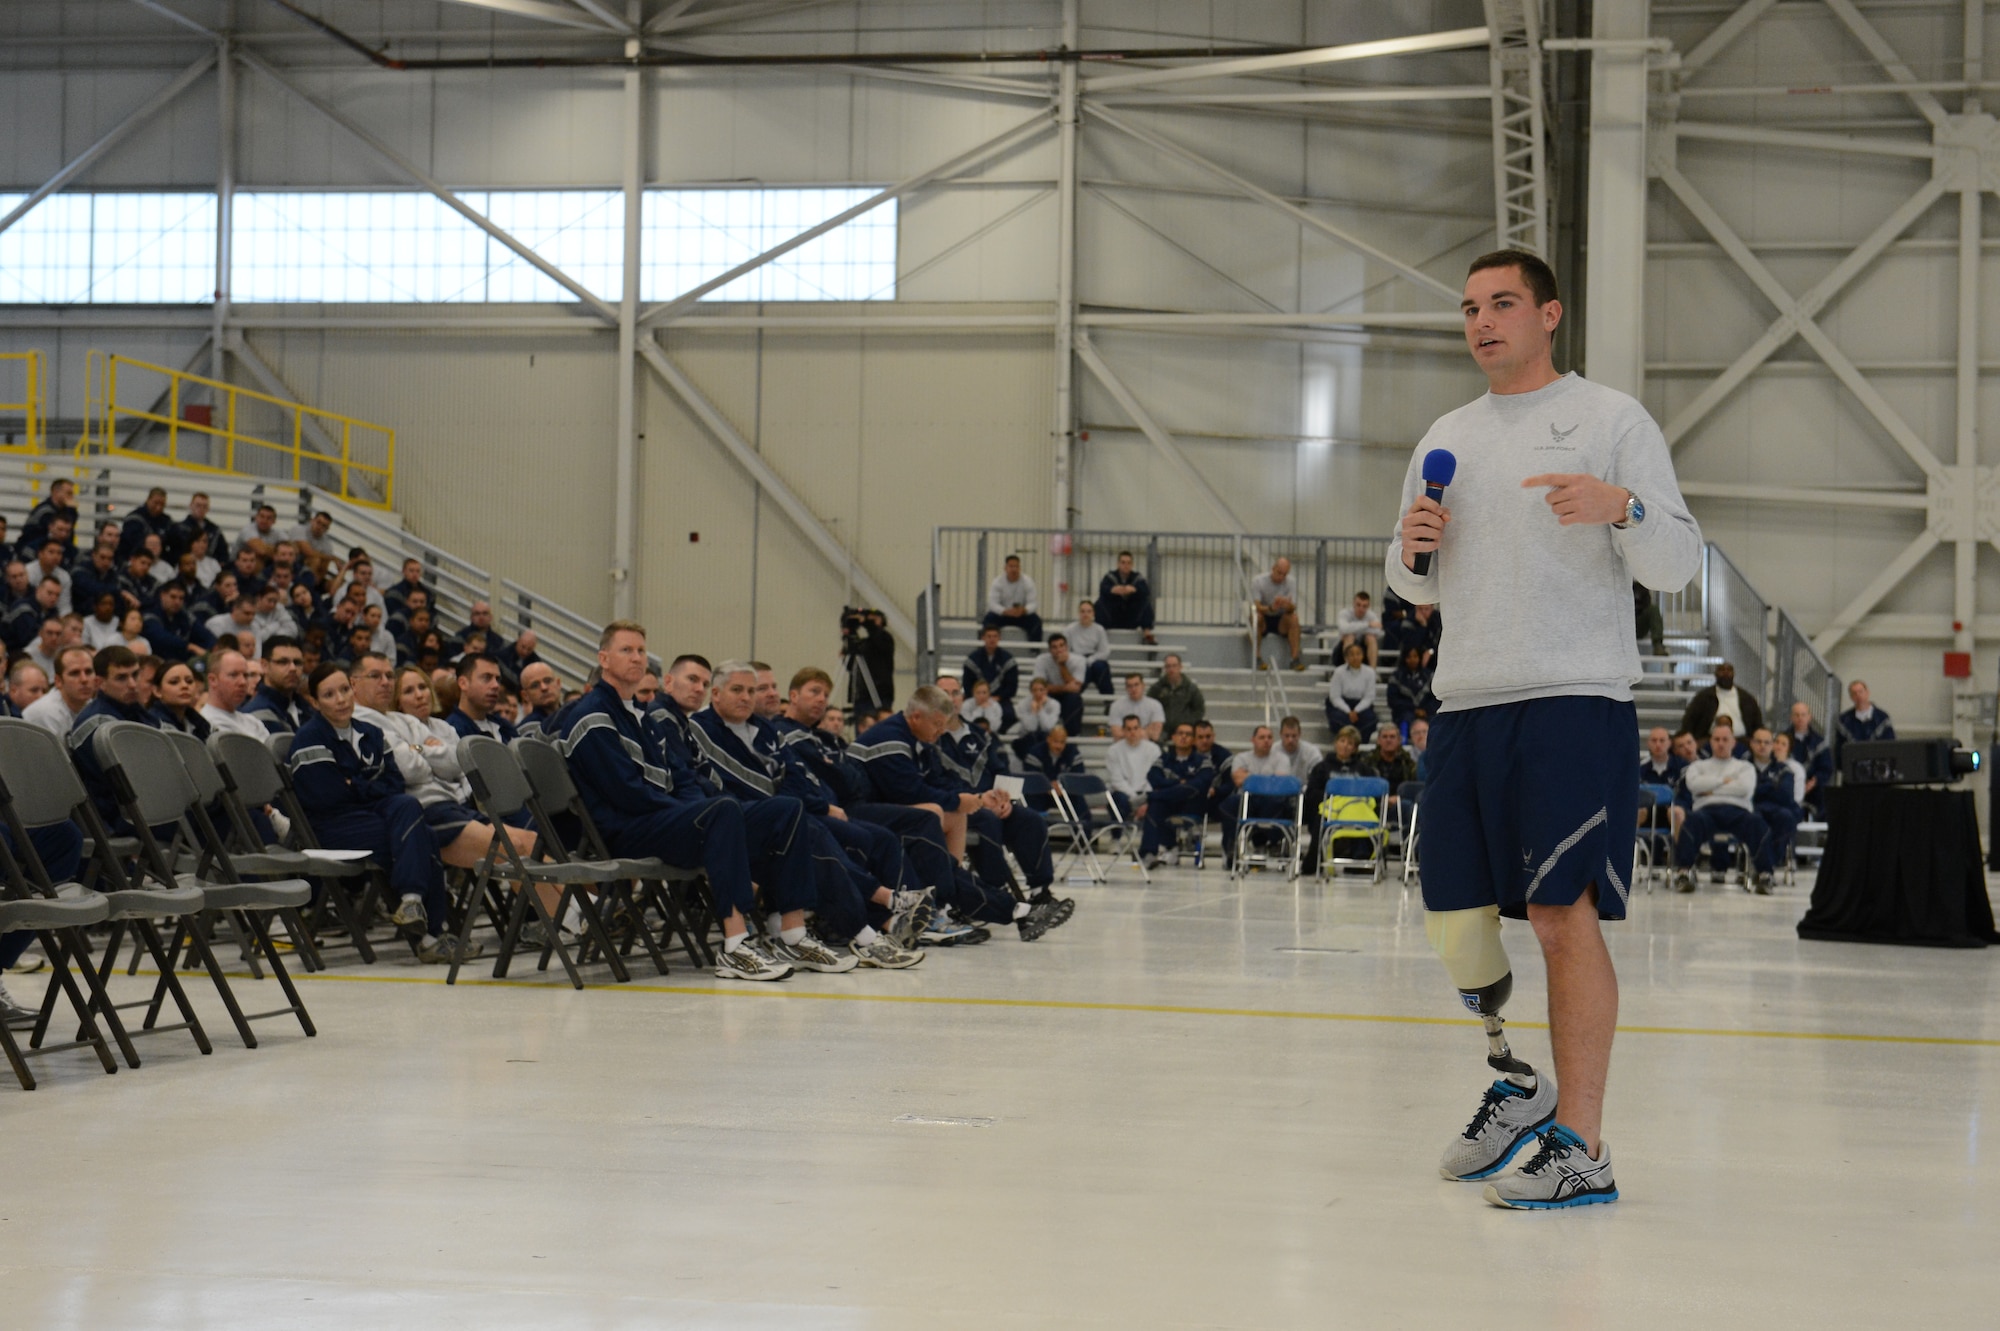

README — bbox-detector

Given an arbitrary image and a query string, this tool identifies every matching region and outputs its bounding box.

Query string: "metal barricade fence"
[932,527,1393,630]
[1703,543,1769,700]
[1772,608,1842,737]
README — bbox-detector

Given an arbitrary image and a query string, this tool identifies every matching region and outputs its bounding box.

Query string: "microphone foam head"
[1422,448,1458,487]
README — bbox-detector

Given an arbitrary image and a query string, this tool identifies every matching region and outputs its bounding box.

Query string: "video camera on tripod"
[838,606,895,712]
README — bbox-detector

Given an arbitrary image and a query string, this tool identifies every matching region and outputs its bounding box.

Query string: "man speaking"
[1387,249,1701,1210]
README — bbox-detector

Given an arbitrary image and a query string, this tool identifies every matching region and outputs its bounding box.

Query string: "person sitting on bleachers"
[1139,722,1212,868]
[251,584,298,647]
[1148,654,1204,738]
[117,550,159,615]
[285,512,344,582]
[396,605,436,661]
[1251,557,1305,671]
[2,581,55,659]
[1095,549,1156,644]
[290,662,474,964]
[228,544,266,598]
[22,478,79,552]
[23,645,95,737]
[0,561,28,607]
[169,492,226,565]
[1784,701,1833,818]
[383,558,425,617]
[1680,660,1764,742]
[1386,601,1441,668]
[961,624,1019,728]
[492,628,542,686]
[983,554,1042,641]
[1674,720,1775,894]
[20,616,61,684]
[1749,726,1801,867]
[1836,679,1895,757]
[241,635,308,734]
[1277,715,1322,781]
[1220,724,1292,870]
[960,677,1004,735]
[235,504,280,564]
[1107,672,1165,742]
[1386,645,1436,734]
[7,660,45,717]
[1060,600,1115,696]
[1030,633,1088,733]
[115,488,174,562]
[1335,591,1382,667]
[1302,724,1371,866]
[205,595,263,660]
[1104,713,1159,827]
[1020,724,1083,789]
[140,581,214,666]
[1325,642,1378,742]
[28,540,71,616]
[1008,676,1062,759]
[68,543,121,621]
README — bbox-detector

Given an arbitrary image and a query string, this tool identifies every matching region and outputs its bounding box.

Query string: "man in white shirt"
[1336,590,1383,667]
[1221,724,1293,869]
[25,616,63,683]
[1277,715,1323,780]
[199,648,276,738]
[983,554,1042,642]
[1103,714,1159,823]
[22,645,95,736]
[1059,599,1114,694]
[1672,721,1774,893]
[1106,673,1165,742]
[205,596,263,659]
[1030,634,1087,732]
[1251,557,1305,671]
[251,586,299,646]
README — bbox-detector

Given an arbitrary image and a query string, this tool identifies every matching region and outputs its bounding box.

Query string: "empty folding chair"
[511,737,705,972]
[454,735,633,989]
[1229,774,1304,881]
[0,718,214,1067]
[0,855,119,1090]
[1057,773,1149,883]
[93,722,316,1044]
[1316,775,1391,881]
[208,730,381,964]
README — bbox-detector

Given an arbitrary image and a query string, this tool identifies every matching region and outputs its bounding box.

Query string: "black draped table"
[1798,787,1999,948]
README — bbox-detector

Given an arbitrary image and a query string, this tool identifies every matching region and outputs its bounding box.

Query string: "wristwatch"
[1615,491,1645,529]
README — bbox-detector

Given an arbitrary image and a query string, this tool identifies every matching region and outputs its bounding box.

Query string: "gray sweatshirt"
[1062,620,1111,665]
[1685,755,1756,812]
[1384,373,1702,712]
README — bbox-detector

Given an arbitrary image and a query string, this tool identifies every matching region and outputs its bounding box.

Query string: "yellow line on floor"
[235,967,2000,1050]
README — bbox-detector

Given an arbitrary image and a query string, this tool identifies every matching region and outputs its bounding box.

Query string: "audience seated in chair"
[1220,724,1291,869]
[1107,672,1165,742]
[1784,701,1834,819]
[1673,720,1775,894]
[1030,633,1088,733]
[1103,714,1159,827]
[1148,654,1204,738]
[1060,600,1115,696]
[1835,679,1895,765]
[1302,725,1370,866]
[1141,722,1212,868]
[959,678,1004,735]
[1326,641,1379,740]
[1387,646,1436,734]
[1748,726,1801,866]
[1008,676,1061,759]
[1276,714,1322,781]
[962,625,1019,728]
[23,644,95,737]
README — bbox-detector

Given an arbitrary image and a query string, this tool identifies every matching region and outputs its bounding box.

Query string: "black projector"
[1840,738,1981,786]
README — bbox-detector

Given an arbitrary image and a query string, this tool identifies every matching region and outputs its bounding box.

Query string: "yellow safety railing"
[0,351,44,454]
[86,351,395,510]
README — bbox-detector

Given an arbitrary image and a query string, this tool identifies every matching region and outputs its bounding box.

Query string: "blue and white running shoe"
[1483,1125,1618,1209]
[1439,1076,1558,1181]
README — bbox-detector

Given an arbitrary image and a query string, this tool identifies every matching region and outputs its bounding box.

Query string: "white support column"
[612,15,644,621]
[211,36,235,385]
[1582,0,1651,396]
[1052,0,1079,547]
[1953,0,1983,740]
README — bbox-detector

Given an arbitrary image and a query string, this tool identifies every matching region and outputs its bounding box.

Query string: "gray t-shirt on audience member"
[1251,573,1295,609]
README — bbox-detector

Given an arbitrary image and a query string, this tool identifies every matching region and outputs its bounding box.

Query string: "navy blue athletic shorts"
[1419,695,1637,921]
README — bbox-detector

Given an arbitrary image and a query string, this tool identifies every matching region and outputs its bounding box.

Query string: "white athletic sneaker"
[714,940,792,982]
[1483,1125,1618,1209]
[1439,1076,1558,1181]
[390,894,428,928]
[765,934,858,974]
[850,936,924,969]
[887,889,936,949]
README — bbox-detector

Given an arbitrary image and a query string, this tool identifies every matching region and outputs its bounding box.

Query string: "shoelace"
[1518,1129,1578,1176]
[1460,1081,1526,1140]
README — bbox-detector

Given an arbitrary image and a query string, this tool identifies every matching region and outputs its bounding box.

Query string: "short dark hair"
[1047,632,1067,647]
[93,645,138,676]
[1354,590,1371,601]
[1005,554,1021,564]
[1116,549,1133,560]
[1467,248,1559,307]
[669,653,711,673]
[456,651,501,680]
[263,634,302,660]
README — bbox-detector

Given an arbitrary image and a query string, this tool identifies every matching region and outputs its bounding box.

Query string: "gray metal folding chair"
[209,730,381,964]
[454,734,632,989]
[511,736,704,972]
[93,723,316,1044]
[0,718,213,1067]
[0,854,119,1090]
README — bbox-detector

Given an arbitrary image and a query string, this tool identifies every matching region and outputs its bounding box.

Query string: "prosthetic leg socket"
[1426,905,1537,1085]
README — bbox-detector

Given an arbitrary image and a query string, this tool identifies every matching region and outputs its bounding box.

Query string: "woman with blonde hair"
[374,664,538,871]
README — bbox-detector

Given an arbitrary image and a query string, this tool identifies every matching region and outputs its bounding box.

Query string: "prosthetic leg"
[1425,905,1538,1088]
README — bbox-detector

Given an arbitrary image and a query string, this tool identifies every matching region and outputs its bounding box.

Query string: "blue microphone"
[1411,448,1457,576]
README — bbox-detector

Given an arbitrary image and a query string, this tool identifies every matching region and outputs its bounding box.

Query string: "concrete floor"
[5,863,2000,1330]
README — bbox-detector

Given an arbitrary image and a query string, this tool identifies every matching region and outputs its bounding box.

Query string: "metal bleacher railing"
[0,352,44,454]
[1773,607,1843,736]
[84,352,395,510]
